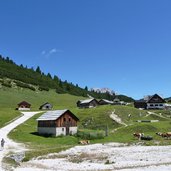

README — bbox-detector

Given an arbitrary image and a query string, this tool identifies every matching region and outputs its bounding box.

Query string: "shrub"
[2,82,12,88]
[76,130,105,140]
[14,81,36,91]
[38,86,49,91]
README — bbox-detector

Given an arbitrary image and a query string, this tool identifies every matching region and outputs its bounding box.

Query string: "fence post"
[105,125,108,136]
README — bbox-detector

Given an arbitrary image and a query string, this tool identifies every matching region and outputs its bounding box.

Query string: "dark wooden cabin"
[99,99,113,105]
[17,101,31,110]
[146,94,166,109]
[77,99,99,108]
[134,94,166,109]
[134,100,147,109]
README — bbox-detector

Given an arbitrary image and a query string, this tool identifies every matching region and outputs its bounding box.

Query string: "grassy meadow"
[0,86,171,160]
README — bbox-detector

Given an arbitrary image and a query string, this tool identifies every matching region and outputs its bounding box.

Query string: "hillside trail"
[110,110,130,133]
[0,111,41,170]
[110,110,127,126]
[145,111,169,120]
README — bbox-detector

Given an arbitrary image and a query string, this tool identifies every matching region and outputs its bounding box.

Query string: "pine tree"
[59,79,63,88]
[85,86,88,91]
[47,73,52,79]
[36,66,41,74]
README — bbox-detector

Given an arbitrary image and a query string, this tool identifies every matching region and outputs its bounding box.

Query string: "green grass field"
[1,86,171,160]
[0,86,84,127]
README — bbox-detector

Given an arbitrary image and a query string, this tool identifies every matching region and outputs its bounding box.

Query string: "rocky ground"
[15,143,171,171]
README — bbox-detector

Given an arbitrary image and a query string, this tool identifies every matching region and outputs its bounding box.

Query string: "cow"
[79,140,90,145]
[133,132,144,140]
[156,132,171,139]
[140,136,153,141]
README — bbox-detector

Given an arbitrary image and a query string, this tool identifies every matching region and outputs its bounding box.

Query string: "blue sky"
[0,0,171,99]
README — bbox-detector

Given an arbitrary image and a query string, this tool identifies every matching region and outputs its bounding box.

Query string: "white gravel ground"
[16,143,171,171]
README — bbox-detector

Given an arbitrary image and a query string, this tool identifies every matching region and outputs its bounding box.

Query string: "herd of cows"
[133,132,171,141]
[78,132,171,145]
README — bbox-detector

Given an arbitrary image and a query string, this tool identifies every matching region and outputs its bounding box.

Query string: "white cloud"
[49,48,57,54]
[41,48,63,58]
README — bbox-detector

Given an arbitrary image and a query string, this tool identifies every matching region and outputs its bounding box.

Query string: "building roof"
[39,102,52,108]
[113,98,120,102]
[146,94,166,103]
[134,99,146,103]
[99,99,113,104]
[37,109,79,121]
[18,101,31,106]
[79,99,95,104]
[135,94,166,103]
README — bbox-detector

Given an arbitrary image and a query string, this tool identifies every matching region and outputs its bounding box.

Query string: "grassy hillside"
[0,85,171,161]
[0,86,85,127]
[9,102,171,160]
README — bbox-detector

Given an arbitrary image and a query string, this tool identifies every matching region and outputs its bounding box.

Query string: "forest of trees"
[0,55,134,102]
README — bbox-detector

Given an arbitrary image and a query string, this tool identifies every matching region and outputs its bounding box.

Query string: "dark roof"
[146,94,166,103]
[99,99,113,104]
[134,99,146,103]
[39,102,52,108]
[135,94,166,103]
[18,101,31,106]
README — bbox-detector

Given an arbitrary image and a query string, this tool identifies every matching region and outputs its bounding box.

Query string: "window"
[150,104,153,107]
[159,104,163,106]
[155,104,158,106]
[62,128,64,131]
[69,118,71,122]
[38,121,55,127]
[63,118,66,122]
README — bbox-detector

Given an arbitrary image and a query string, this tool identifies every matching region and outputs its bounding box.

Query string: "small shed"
[134,100,147,109]
[77,99,99,108]
[37,109,79,136]
[17,101,31,110]
[99,99,114,105]
[39,102,53,110]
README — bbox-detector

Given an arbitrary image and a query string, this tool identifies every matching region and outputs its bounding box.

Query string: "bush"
[14,81,36,91]
[2,82,12,88]
[76,130,105,140]
[38,86,49,91]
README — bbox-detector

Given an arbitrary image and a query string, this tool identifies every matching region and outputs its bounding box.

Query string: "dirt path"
[110,110,127,129]
[0,111,41,170]
[145,111,169,120]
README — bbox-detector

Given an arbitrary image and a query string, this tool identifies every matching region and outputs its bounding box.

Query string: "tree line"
[0,55,122,100]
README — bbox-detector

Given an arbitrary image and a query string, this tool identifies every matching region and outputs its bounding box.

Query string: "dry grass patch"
[69,152,108,163]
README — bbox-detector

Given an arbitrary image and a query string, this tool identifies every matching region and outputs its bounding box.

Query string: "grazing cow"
[79,140,90,145]
[140,136,153,141]
[156,132,171,139]
[133,132,144,140]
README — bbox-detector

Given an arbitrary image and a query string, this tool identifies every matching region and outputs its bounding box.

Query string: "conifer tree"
[36,66,41,74]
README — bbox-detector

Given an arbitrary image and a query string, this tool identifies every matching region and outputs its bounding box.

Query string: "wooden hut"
[17,101,31,110]
[77,99,99,108]
[39,102,53,110]
[37,109,79,136]
[99,99,113,105]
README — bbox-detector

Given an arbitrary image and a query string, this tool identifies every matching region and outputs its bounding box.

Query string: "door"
[66,126,69,135]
